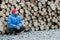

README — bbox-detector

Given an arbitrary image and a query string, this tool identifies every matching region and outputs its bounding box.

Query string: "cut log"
[20,9,24,14]
[31,3,34,7]
[20,14,24,19]
[44,0,47,2]
[54,19,58,23]
[3,14,6,18]
[21,0,25,2]
[51,25,55,29]
[33,6,38,11]
[48,22,51,26]
[11,6,14,10]
[42,8,46,13]
[6,8,10,12]
[4,21,7,26]
[38,2,42,9]
[16,5,20,10]
[22,20,26,27]
[1,2,5,9]
[2,9,6,13]
[55,0,60,3]
[25,10,29,14]
[30,0,36,3]
[29,23,32,28]
[54,25,58,29]
[0,21,5,34]
[0,11,4,17]
[0,0,60,31]
[27,16,31,20]
[31,10,34,13]
[23,6,28,10]
[57,22,60,28]
[44,25,49,30]
[34,12,37,16]
[40,20,45,25]
[35,26,39,31]
[16,0,20,3]
[44,18,46,22]
[40,25,44,30]
[4,5,7,9]
[0,17,5,22]
[47,18,50,22]
[57,4,60,11]
[20,2,25,7]
[6,11,9,16]
[27,6,31,11]
[5,17,8,21]
[7,4,11,8]
[52,19,55,22]
[49,12,52,16]
[47,6,52,13]
[32,16,36,20]
[41,11,45,15]
[9,0,13,3]
[25,14,29,18]
[26,2,31,6]
[31,27,35,31]
[25,25,30,32]
[5,0,9,3]
[50,2,56,10]
[33,20,38,27]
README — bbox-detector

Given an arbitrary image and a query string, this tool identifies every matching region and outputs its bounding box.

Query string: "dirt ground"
[0,29,60,40]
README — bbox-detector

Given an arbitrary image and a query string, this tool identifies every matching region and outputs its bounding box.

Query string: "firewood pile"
[0,0,60,33]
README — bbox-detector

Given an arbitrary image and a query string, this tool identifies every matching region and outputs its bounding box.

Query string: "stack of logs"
[0,0,60,32]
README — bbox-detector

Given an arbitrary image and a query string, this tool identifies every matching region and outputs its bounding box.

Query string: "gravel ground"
[0,29,60,40]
